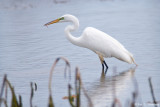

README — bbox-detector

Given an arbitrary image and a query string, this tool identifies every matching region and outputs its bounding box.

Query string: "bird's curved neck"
[65,17,82,47]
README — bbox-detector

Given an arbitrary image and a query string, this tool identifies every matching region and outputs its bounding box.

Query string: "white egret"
[44,14,137,73]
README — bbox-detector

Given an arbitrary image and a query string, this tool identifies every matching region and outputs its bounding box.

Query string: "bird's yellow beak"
[44,17,64,27]
[44,18,60,26]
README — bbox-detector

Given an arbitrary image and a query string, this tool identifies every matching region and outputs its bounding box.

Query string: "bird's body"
[44,14,137,73]
[78,27,135,64]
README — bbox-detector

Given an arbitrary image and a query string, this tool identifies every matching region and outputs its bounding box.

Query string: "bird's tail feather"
[129,53,138,66]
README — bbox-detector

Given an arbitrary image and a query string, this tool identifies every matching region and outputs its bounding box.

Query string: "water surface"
[0,0,160,107]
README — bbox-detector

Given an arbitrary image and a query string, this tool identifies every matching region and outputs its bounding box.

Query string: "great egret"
[44,14,137,73]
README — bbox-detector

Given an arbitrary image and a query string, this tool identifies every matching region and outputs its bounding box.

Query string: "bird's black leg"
[103,60,108,74]
[102,63,104,72]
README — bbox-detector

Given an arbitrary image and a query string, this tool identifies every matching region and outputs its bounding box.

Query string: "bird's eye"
[59,17,64,20]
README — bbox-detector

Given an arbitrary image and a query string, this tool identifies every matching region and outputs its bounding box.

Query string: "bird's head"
[44,14,78,26]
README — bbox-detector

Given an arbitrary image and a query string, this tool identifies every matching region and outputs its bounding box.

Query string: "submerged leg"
[98,55,108,74]
[102,63,104,71]
[103,60,108,74]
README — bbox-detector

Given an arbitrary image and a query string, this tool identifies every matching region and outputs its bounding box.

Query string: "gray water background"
[0,0,160,107]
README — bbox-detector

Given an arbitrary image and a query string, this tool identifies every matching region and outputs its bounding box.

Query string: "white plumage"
[81,27,135,64]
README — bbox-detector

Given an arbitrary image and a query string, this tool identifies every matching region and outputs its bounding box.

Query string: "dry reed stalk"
[48,57,71,107]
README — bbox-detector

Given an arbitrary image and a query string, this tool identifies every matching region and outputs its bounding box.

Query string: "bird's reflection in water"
[86,67,137,107]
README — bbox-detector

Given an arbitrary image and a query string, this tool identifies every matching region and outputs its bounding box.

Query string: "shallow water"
[0,0,160,107]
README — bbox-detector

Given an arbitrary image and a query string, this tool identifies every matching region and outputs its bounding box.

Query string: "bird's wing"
[80,27,135,64]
